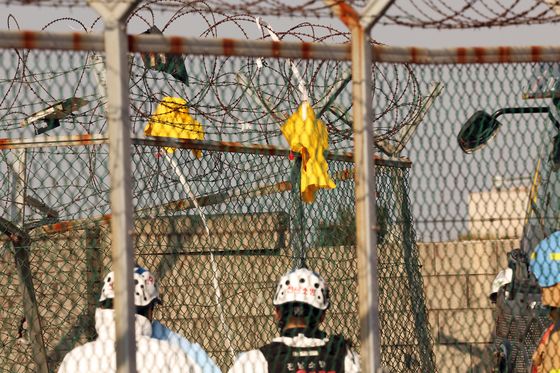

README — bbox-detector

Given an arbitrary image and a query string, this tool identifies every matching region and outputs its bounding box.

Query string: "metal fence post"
[350,22,382,373]
[87,2,139,373]
[9,150,49,373]
[325,1,395,372]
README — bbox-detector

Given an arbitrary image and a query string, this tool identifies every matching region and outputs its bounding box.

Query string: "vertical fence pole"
[85,225,103,340]
[10,150,49,373]
[325,1,395,372]
[350,23,382,373]
[87,2,139,373]
[398,172,437,371]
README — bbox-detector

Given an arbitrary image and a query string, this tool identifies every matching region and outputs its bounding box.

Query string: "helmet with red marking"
[273,268,329,310]
[99,266,161,307]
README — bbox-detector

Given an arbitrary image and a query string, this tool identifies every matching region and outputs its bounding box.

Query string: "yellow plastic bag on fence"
[145,97,204,158]
[281,101,336,203]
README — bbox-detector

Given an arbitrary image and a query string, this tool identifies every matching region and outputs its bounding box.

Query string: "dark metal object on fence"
[458,107,553,154]
[21,97,89,135]
[458,111,502,154]
[141,26,189,86]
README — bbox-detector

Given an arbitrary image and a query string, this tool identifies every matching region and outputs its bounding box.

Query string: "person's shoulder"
[151,319,174,339]
[151,320,197,349]
[63,340,110,358]
[140,336,207,371]
[233,349,264,361]
[228,349,267,373]
[139,335,185,356]
[323,335,361,372]
[58,341,114,372]
[58,347,82,373]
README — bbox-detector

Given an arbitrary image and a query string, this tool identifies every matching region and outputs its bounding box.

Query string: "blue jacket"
[152,320,222,373]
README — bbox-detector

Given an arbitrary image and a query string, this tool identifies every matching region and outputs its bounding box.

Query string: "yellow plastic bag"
[145,97,204,158]
[281,101,336,203]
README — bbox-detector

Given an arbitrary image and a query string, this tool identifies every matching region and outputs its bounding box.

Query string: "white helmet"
[273,268,330,310]
[99,267,161,307]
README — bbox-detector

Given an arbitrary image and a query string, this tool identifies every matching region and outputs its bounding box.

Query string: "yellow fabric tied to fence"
[145,97,204,158]
[281,101,336,203]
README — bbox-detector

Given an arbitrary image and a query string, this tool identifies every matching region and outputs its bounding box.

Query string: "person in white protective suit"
[228,268,361,373]
[124,266,220,373]
[57,267,202,373]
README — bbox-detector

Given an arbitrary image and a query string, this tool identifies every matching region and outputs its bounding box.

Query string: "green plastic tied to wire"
[290,156,307,269]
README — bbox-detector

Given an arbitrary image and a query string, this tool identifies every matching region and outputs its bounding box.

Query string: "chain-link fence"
[400,60,560,372]
[0,34,434,372]
[0,145,432,372]
[2,2,560,372]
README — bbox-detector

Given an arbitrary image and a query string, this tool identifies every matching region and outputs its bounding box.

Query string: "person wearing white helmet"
[57,266,203,373]
[228,268,361,373]
[97,266,220,372]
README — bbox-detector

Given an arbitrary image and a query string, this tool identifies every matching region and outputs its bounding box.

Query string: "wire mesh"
[0,143,432,372]
[1,1,560,371]
[392,61,560,372]
[0,33,435,373]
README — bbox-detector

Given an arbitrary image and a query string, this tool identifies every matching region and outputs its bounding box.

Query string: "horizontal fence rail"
[0,135,411,166]
[2,30,560,64]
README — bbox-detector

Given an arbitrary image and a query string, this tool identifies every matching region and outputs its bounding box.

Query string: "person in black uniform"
[228,268,361,373]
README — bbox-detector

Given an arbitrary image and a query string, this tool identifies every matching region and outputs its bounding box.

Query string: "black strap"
[281,327,327,339]
[260,334,348,373]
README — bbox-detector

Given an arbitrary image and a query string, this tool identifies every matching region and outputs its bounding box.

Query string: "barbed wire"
[1,2,423,149]
[1,0,363,17]
[0,0,424,226]
[2,0,560,27]
[383,0,560,29]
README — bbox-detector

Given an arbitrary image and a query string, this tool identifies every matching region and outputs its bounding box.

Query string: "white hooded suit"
[57,308,202,373]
